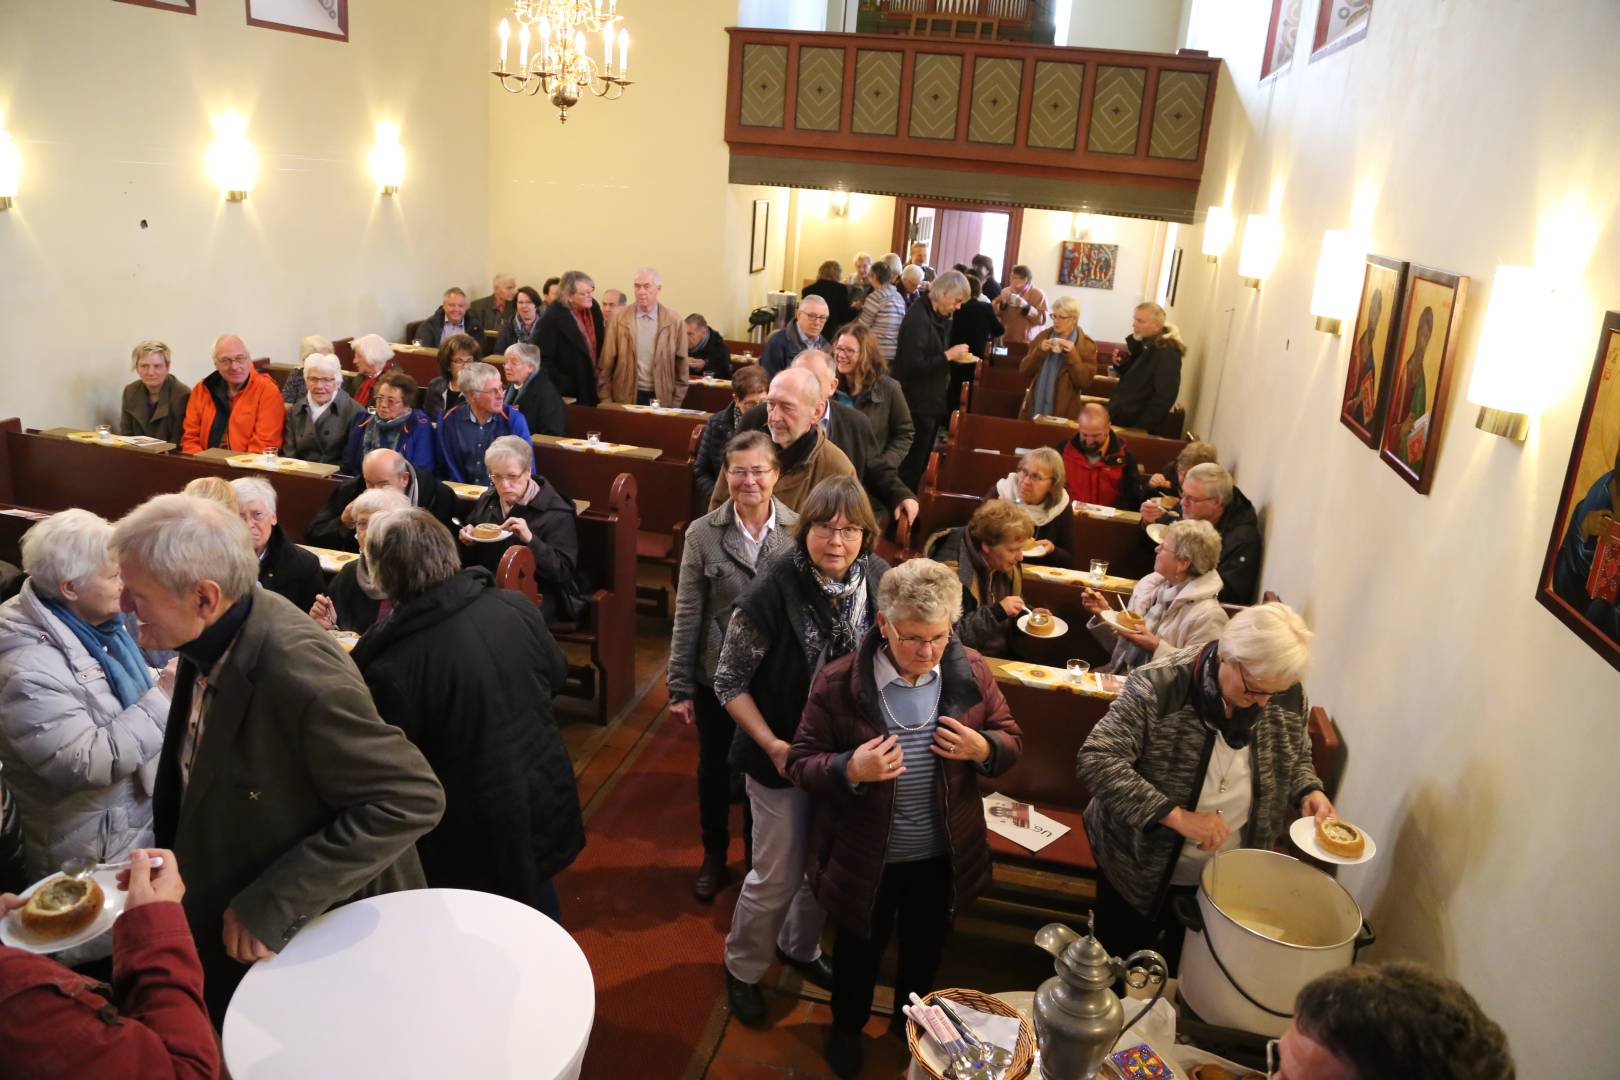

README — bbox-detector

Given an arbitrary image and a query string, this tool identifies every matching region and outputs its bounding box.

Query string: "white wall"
[1017,210,1161,344]
[0,0,490,429]
[1171,0,1620,1065]
[790,190,898,289]
[1065,0,1186,51]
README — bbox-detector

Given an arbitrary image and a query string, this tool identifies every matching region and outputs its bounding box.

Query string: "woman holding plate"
[984,446,1076,568]
[923,499,1031,656]
[457,435,582,625]
[1081,519,1227,673]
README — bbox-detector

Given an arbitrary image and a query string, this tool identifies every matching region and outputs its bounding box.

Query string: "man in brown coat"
[708,367,856,513]
[596,266,690,407]
[112,493,446,1022]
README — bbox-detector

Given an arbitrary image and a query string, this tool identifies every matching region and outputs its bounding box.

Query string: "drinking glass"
[95,424,112,441]
[586,430,602,447]
[262,445,281,466]
[649,399,662,411]
[1066,659,1091,685]
[1089,559,1109,585]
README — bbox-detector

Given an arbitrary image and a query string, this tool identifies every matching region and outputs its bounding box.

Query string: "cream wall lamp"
[1201,205,1234,263]
[1237,214,1282,289]
[0,129,20,211]
[829,188,849,218]
[1309,229,1363,334]
[206,115,257,202]
[1467,264,1552,441]
[369,123,406,195]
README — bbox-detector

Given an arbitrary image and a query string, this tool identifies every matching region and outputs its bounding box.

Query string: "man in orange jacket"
[180,335,286,454]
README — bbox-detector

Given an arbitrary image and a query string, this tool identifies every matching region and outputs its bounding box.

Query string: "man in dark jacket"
[893,270,974,492]
[684,313,733,379]
[1062,402,1143,511]
[692,364,769,507]
[1110,302,1183,434]
[231,477,323,612]
[305,448,459,553]
[412,287,486,349]
[760,296,830,377]
[501,342,566,437]
[1180,462,1262,604]
[536,271,605,405]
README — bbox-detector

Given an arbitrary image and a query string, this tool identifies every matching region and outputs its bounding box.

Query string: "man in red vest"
[1062,402,1143,511]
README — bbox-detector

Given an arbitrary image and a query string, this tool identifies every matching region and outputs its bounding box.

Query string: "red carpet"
[561,699,741,1079]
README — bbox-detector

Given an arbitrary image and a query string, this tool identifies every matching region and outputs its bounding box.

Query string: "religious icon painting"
[1377,264,1468,493]
[1339,254,1408,447]
[1537,310,1620,673]
[1057,242,1118,289]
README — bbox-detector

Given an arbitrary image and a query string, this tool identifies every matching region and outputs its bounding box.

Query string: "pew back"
[563,404,706,463]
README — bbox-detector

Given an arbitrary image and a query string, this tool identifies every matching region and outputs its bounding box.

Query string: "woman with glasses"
[1081,518,1227,673]
[283,351,361,466]
[342,371,437,476]
[923,499,1031,656]
[424,333,481,420]
[787,557,1022,1078]
[669,431,797,903]
[1018,295,1099,422]
[710,476,890,1032]
[1078,602,1335,973]
[985,446,1076,568]
[832,324,914,475]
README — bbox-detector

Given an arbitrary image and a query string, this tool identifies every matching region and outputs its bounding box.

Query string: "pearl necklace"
[877,673,943,733]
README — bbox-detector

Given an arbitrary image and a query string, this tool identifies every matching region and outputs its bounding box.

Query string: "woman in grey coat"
[0,510,175,958]
[832,323,913,471]
[668,429,798,902]
[1077,602,1335,973]
[282,351,362,466]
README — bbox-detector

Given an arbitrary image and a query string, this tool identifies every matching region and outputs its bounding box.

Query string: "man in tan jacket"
[597,266,690,406]
[709,367,856,512]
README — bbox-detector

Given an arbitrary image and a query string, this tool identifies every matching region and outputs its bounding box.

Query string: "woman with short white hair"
[283,351,362,466]
[119,339,190,444]
[231,476,323,611]
[457,434,582,624]
[310,486,411,634]
[1078,601,1333,974]
[0,510,177,958]
[347,333,398,408]
[279,333,338,404]
[1083,518,1228,672]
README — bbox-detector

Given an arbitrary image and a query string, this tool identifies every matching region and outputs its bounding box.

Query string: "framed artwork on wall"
[1260,0,1302,80]
[1537,310,1620,673]
[1339,254,1408,447]
[112,0,195,12]
[1312,0,1372,62]
[246,0,348,42]
[1057,241,1117,290]
[749,199,770,274]
[1377,264,1468,493]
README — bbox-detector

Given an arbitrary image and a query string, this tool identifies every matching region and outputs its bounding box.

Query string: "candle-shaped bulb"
[518,23,529,69]
[619,29,629,77]
[498,18,510,70]
[603,24,613,70]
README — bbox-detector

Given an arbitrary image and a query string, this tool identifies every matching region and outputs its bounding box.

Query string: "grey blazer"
[283,390,362,467]
[667,498,798,699]
[849,374,915,470]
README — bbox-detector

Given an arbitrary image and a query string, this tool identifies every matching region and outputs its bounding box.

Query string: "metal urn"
[1031,912,1167,1079]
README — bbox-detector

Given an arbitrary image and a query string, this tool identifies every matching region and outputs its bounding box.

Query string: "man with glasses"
[435,362,532,485]
[1178,462,1262,604]
[707,368,857,513]
[760,295,830,377]
[180,334,286,454]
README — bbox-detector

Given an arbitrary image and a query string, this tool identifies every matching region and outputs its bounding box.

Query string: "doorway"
[892,197,1024,284]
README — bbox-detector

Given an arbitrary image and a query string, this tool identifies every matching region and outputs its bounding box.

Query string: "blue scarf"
[1031,330,1078,417]
[42,598,154,708]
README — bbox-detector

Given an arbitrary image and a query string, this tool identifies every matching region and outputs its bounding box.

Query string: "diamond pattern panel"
[739,44,787,128]
[852,49,903,135]
[1087,65,1146,155]
[908,53,963,141]
[1026,60,1083,150]
[1148,70,1209,160]
[967,57,1021,145]
[795,47,845,132]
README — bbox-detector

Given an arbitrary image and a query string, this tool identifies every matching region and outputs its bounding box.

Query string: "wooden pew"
[684,381,733,414]
[949,412,1188,480]
[563,404,707,463]
[385,344,443,389]
[550,473,640,724]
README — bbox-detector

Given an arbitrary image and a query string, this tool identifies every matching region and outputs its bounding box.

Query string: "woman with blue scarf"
[0,510,174,958]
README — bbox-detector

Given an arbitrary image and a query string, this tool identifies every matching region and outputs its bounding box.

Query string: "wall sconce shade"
[368,123,406,195]
[1201,205,1234,263]
[1309,229,1363,334]
[1467,264,1552,441]
[1238,213,1282,288]
[1072,210,1092,239]
[828,188,849,218]
[0,130,20,210]
[206,116,257,202]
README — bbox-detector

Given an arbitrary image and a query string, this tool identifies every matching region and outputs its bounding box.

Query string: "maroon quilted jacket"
[787,630,1023,936]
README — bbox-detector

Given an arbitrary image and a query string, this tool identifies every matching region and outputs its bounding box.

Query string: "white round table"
[223,889,594,1079]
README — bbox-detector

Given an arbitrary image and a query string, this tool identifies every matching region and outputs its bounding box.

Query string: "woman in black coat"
[802,259,854,332]
[352,507,584,923]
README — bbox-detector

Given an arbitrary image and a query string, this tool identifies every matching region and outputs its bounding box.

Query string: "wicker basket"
[905,987,1036,1080]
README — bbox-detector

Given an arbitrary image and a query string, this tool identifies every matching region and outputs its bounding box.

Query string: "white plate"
[468,528,513,543]
[1145,523,1168,544]
[1289,816,1377,865]
[1016,612,1069,639]
[1098,608,1149,635]
[0,869,124,954]
[329,630,361,652]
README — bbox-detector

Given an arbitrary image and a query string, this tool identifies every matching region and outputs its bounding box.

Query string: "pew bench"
[548,473,640,724]
[563,403,706,463]
[684,380,734,414]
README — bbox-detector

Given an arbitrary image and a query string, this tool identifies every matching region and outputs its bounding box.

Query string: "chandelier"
[493,1,632,123]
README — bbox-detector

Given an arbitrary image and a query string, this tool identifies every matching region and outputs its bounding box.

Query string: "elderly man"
[760,294,830,377]
[992,264,1049,344]
[685,313,733,379]
[437,361,533,485]
[468,272,519,331]
[231,477,323,613]
[907,241,936,282]
[305,447,458,552]
[344,334,398,409]
[1062,402,1142,512]
[111,493,444,1021]
[855,260,906,365]
[282,352,360,466]
[598,266,690,406]
[180,334,285,454]
[709,367,857,513]
[898,264,928,310]
[1110,302,1184,433]
[1177,462,1261,604]
[503,342,565,436]
[537,270,604,405]
[599,288,627,322]
[413,287,485,349]
[894,269,973,492]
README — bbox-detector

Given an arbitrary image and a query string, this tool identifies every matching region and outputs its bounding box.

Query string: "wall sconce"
[1237,214,1281,288]
[0,129,18,211]
[1309,229,1363,334]
[1072,210,1093,239]
[368,123,405,195]
[1467,265,1552,441]
[206,114,257,202]
[828,188,849,218]
[1201,205,1234,263]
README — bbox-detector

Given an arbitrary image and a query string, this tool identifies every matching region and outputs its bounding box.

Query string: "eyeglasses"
[1016,468,1051,483]
[833,346,859,359]
[725,466,776,481]
[306,376,338,386]
[1265,1038,1280,1076]
[1235,662,1278,700]
[892,630,950,652]
[801,312,829,322]
[809,523,864,543]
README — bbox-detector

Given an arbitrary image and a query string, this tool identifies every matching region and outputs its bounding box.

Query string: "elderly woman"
[345,333,398,409]
[924,499,1030,656]
[501,342,565,436]
[352,508,583,923]
[1079,603,1335,971]
[0,511,176,958]
[855,260,907,366]
[693,364,769,508]
[894,268,973,492]
[119,340,190,443]
[278,334,336,404]
[457,435,581,625]
[436,362,533,484]
[986,445,1076,567]
[1082,519,1228,673]
[669,431,797,901]
[182,475,238,510]
[833,323,913,472]
[845,252,873,310]
[711,476,890,1029]
[1140,440,1219,525]
[802,259,853,331]
[424,332,480,419]
[788,558,1022,1076]
[343,371,436,476]
[494,285,544,356]
[282,351,361,466]
[232,477,323,612]
[1019,295,1099,421]
[310,486,411,634]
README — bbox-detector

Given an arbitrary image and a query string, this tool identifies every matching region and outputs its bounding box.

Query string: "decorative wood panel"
[1147,70,1209,160]
[909,53,964,140]
[796,46,846,132]
[1026,60,1084,150]
[738,43,788,128]
[967,57,1022,145]
[1087,65,1146,155]
[852,49,904,135]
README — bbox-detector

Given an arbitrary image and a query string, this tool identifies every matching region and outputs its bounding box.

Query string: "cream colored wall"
[790,190,897,291]
[1065,0,1186,51]
[1017,210,1162,345]
[1172,0,1620,1065]
[0,0,489,430]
